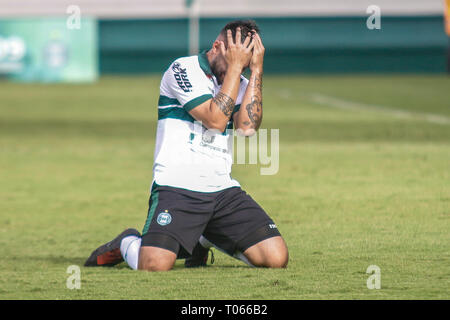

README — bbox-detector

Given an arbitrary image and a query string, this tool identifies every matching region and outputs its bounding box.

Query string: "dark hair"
[220,20,260,46]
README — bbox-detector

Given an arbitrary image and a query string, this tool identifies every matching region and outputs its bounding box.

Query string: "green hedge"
[99,16,448,74]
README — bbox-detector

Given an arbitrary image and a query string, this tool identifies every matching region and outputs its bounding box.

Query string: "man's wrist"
[227,64,244,75]
[250,66,263,74]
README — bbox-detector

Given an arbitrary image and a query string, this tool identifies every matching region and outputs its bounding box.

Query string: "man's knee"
[265,246,289,268]
[243,236,289,268]
[138,246,177,272]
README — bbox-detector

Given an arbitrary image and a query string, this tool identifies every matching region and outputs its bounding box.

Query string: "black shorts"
[141,183,281,257]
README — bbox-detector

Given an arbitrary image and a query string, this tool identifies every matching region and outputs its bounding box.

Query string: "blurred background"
[0,0,449,82]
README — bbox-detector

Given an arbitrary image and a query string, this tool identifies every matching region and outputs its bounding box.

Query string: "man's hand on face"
[220,27,255,73]
[250,31,265,73]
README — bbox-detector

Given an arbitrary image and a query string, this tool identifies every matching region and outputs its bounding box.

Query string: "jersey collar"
[198,50,213,76]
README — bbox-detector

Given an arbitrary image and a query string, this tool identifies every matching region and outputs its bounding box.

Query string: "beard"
[210,58,226,85]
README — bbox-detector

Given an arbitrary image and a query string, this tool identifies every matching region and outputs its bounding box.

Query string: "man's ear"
[212,40,224,54]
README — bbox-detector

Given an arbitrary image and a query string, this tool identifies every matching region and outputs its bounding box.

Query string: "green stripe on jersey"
[158,99,239,130]
[158,95,181,106]
[158,106,196,122]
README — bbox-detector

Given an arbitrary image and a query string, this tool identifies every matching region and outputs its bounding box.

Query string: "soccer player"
[85,20,289,271]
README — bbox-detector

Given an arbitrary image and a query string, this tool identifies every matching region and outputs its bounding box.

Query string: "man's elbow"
[236,127,257,137]
[204,120,227,133]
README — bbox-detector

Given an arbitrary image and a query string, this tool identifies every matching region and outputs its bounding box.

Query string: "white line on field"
[309,93,450,125]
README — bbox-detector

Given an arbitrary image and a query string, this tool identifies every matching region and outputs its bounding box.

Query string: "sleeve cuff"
[183,94,213,111]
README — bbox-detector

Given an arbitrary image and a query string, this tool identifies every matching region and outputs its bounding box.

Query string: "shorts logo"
[157,211,172,226]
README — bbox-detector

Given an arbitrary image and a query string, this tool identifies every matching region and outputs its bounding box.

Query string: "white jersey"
[152,51,249,193]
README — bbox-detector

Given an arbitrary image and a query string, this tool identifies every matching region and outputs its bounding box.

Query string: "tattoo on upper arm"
[213,92,235,117]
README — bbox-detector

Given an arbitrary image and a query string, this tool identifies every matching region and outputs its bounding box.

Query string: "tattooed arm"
[189,28,254,132]
[234,71,263,135]
[234,32,265,136]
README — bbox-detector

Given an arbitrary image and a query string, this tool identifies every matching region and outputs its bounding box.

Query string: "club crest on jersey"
[172,62,192,93]
[157,210,172,226]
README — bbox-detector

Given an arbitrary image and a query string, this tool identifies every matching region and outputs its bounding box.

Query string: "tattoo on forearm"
[250,73,263,91]
[244,73,263,128]
[245,95,262,128]
[213,92,235,117]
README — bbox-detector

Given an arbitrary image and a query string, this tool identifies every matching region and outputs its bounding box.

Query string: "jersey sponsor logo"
[156,211,172,226]
[269,224,277,229]
[201,131,216,144]
[172,62,192,93]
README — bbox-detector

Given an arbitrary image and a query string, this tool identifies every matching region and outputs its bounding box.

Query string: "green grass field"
[1,74,449,299]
